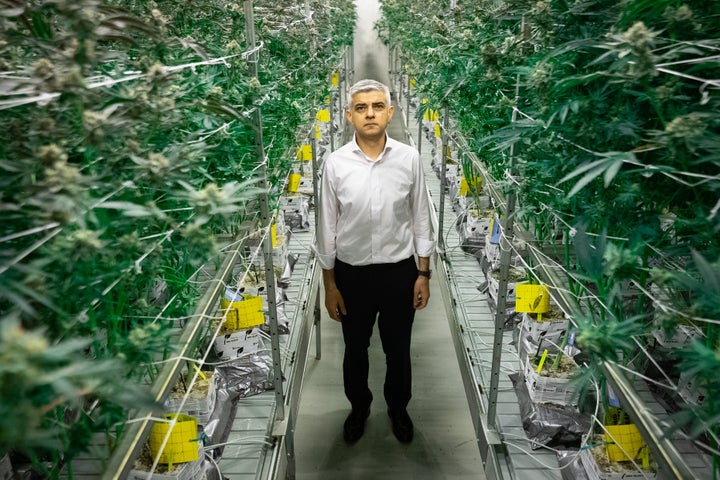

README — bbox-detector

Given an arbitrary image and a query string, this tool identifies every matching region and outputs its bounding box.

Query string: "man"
[315,79,436,444]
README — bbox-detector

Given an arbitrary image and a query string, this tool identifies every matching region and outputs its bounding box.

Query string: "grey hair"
[348,79,391,109]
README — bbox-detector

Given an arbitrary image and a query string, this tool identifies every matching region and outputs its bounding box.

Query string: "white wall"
[353,0,390,85]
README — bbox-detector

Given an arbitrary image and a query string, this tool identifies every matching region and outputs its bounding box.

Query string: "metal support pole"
[311,134,322,360]
[486,192,516,427]
[486,18,524,429]
[437,108,450,256]
[348,44,354,85]
[339,65,345,126]
[329,79,336,152]
[311,136,320,235]
[406,75,411,130]
[244,0,285,421]
[397,52,403,105]
[314,291,322,360]
[417,106,423,157]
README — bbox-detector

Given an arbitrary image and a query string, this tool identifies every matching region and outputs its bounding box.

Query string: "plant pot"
[247,231,289,269]
[280,195,310,232]
[484,240,501,270]
[166,371,217,426]
[518,309,569,356]
[579,434,657,480]
[129,454,203,480]
[212,324,262,359]
[522,353,578,406]
[677,369,706,406]
[651,323,702,348]
[0,453,12,480]
[464,208,494,237]
[487,267,527,304]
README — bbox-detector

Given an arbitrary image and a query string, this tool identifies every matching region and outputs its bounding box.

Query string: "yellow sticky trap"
[288,173,301,192]
[317,109,330,122]
[315,125,321,139]
[460,176,482,196]
[434,123,441,138]
[605,424,646,462]
[271,223,277,248]
[220,293,264,329]
[536,349,548,373]
[299,144,312,161]
[410,78,416,90]
[460,177,470,196]
[150,414,198,468]
[331,71,339,87]
[516,284,550,314]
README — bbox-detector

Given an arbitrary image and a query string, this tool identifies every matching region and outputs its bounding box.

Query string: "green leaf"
[603,156,624,187]
[96,201,154,217]
[559,152,633,197]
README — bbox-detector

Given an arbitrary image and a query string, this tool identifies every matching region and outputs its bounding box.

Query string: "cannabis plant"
[379,0,720,472]
[1,0,354,474]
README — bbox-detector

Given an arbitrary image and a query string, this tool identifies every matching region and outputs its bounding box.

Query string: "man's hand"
[414,276,430,310]
[322,268,346,322]
[325,285,347,322]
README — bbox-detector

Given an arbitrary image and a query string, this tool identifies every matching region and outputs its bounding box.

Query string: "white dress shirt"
[315,134,436,269]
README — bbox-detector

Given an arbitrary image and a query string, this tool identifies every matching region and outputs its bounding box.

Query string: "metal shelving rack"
[389,49,713,480]
[94,5,351,477]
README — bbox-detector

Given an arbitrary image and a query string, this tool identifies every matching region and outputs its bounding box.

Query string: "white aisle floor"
[293,2,485,479]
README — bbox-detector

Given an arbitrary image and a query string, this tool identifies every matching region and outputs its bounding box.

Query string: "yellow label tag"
[331,71,339,87]
[410,78,416,90]
[434,123,441,138]
[536,349,548,373]
[315,125,321,139]
[271,223,277,248]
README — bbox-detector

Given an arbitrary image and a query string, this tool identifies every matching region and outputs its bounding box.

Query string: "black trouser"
[334,256,418,414]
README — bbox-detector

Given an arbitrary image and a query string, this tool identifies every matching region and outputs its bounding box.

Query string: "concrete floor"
[293,2,485,479]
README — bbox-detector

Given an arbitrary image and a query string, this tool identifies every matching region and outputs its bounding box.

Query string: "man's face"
[346,90,394,140]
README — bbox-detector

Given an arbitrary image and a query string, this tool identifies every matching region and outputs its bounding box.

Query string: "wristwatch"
[418,270,432,279]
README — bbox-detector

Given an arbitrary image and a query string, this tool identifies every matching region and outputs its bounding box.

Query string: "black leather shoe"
[343,408,370,443]
[388,409,414,443]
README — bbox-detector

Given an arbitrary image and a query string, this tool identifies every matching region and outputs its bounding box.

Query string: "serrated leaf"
[559,157,608,183]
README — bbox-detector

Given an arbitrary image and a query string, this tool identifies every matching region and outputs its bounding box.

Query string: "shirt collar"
[351,133,394,161]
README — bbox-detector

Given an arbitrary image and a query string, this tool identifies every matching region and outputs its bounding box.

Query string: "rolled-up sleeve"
[410,152,436,257]
[314,158,338,270]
